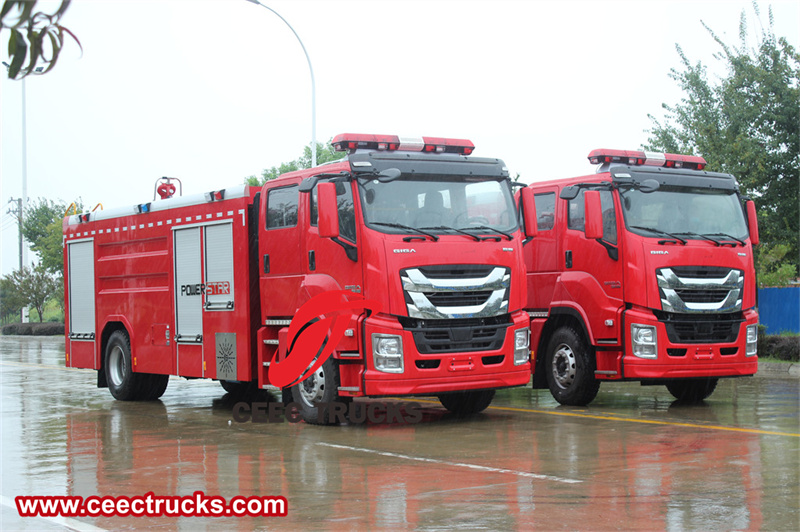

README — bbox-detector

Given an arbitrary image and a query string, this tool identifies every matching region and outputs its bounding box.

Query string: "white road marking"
[317,442,582,484]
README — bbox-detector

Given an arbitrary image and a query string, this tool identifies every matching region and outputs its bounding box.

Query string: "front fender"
[551,272,622,345]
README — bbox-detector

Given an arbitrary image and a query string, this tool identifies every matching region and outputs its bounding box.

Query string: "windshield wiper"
[673,232,745,247]
[457,225,513,241]
[420,226,482,241]
[674,232,722,246]
[371,222,439,242]
[704,232,746,247]
[630,226,687,245]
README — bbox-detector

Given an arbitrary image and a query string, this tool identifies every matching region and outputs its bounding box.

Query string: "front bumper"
[622,307,758,379]
[361,310,531,396]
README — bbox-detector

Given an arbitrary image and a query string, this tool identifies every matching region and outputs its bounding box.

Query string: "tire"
[666,378,718,402]
[139,374,169,400]
[281,387,294,405]
[545,326,600,406]
[438,389,496,416]
[290,357,348,425]
[220,380,255,396]
[105,330,144,401]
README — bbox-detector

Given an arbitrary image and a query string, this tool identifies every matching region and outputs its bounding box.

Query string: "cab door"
[562,188,624,343]
[307,179,362,295]
[259,183,305,316]
[523,187,560,311]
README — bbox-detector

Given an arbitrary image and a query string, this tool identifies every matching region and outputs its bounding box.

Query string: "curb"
[758,362,800,378]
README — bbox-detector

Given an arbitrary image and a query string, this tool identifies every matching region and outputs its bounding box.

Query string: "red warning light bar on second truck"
[588,149,706,170]
[332,133,475,155]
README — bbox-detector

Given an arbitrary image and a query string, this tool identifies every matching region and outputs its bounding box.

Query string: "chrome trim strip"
[401,267,509,292]
[656,268,743,291]
[407,289,508,319]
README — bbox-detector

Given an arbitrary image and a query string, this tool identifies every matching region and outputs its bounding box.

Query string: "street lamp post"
[3,62,35,323]
[245,0,317,167]
[3,62,30,271]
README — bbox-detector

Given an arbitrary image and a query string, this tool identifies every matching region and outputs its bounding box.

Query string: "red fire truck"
[519,149,759,405]
[63,133,535,422]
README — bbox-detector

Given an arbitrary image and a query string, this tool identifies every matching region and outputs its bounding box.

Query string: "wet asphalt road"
[1,335,798,531]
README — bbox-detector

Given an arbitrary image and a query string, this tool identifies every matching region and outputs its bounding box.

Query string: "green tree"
[646,2,799,283]
[5,264,58,322]
[1,0,80,79]
[22,197,80,274]
[0,275,25,324]
[246,139,344,186]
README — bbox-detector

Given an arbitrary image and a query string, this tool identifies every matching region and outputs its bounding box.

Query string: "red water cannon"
[154,176,182,200]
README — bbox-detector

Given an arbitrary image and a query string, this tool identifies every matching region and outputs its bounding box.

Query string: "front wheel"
[290,357,348,425]
[666,378,718,402]
[437,389,495,416]
[545,326,600,406]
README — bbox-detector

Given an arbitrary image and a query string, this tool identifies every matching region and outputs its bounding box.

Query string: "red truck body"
[521,149,759,405]
[63,134,532,422]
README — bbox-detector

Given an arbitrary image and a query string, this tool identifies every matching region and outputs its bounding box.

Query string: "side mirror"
[639,179,660,193]
[318,182,340,239]
[559,185,580,200]
[520,188,538,239]
[746,200,759,246]
[584,190,603,240]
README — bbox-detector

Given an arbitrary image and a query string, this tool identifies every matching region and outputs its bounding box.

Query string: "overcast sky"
[1,0,798,275]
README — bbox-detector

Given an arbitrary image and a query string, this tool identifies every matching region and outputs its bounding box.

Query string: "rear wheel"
[666,378,718,402]
[545,326,600,406]
[220,380,256,396]
[139,374,169,400]
[291,357,347,425]
[437,389,495,416]
[105,330,144,401]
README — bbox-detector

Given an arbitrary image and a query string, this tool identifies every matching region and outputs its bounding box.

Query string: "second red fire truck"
[520,149,760,405]
[63,134,536,423]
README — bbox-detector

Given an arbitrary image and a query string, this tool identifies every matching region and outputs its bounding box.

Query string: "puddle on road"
[2,336,798,530]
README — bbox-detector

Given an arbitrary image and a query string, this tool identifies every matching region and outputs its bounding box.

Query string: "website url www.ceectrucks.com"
[15,491,287,518]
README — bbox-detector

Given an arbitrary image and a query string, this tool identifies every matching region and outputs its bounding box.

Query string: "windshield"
[357,175,518,235]
[619,186,748,241]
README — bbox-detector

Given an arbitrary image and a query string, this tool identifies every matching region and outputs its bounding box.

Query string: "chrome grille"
[400,265,510,319]
[656,267,743,314]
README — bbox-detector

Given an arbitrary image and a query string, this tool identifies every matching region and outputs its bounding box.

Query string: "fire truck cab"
[520,149,760,405]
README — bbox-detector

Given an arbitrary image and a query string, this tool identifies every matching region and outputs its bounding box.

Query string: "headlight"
[746,324,758,357]
[631,324,657,359]
[372,334,404,373]
[514,328,530,366]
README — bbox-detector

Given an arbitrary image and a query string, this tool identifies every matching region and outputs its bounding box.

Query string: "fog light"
[631,324,657,359]
[372,334,404,373]
[746,324,758,357]
[514,328,530,365]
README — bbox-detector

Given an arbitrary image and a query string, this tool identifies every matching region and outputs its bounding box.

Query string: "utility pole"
[6,198,27,322]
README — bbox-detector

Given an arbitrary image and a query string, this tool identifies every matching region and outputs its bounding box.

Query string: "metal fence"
[758,287,800,334]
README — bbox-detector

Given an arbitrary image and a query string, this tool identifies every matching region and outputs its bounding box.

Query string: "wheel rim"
[299,366,326,407]
[108,345,125,387]
[551,343,577,389]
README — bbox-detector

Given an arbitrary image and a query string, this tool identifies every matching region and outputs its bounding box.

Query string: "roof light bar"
[588,149,706,170]
[332,133,475,155]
